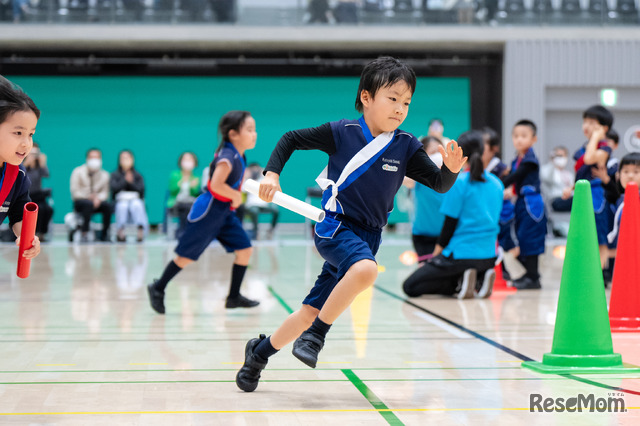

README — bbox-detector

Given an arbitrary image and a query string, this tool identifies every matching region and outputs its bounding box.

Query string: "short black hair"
[355,57,416,113]
[583,105,614,129]
[619,152,640,170]
[606,128,619,145]
[514,119,537,136]
[86,147,101,158]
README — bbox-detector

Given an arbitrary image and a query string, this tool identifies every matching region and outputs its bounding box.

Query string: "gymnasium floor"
[0,231,638,425]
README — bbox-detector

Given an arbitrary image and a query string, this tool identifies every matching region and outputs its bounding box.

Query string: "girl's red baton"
[17,202,38,279]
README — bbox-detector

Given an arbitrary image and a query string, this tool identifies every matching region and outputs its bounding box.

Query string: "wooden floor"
[0,232,638,425]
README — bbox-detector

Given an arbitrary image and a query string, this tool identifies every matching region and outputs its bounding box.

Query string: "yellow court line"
[36,364,76,367]
[2,407,639,416]
[128,363,168,366]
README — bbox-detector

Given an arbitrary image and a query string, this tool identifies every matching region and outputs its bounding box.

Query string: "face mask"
[429,122,444,134]
[553,156,568,169]
[181,160,195,171]
[429,152,443,168]
[87,158,102,171]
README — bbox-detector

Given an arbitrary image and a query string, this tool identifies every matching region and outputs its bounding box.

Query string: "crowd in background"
[24,146,279,244]
[402,104,638,298]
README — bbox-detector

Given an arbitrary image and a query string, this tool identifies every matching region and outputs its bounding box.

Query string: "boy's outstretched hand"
[259,171,282,203]
[439,140,467,173]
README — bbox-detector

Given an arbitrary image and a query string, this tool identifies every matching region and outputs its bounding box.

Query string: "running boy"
[236,57,466,392]
[0,76,41,261]
[500,120,547,290]
[147,111,259,314]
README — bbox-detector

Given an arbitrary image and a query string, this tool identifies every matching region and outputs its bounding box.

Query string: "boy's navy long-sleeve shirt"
[265,121,458,229]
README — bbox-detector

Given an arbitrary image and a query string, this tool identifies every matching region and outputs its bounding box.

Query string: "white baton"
[243,179,325,223]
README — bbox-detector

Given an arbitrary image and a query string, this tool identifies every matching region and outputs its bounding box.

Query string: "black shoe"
[292,329,324,368]
[236,334,268,392]
[513,277,541,290]
[147,281,165,314]
[225,295,260,309]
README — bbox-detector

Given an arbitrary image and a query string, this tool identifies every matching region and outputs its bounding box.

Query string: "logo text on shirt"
[382,164,398,172]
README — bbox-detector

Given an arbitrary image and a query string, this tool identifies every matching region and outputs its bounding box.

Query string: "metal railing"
[3,0,638,25]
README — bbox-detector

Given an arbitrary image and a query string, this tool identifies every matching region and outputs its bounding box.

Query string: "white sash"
[316,130,394,212]
[607,201,624,244]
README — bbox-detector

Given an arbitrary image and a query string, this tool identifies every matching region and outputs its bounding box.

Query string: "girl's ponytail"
[456,130,486,182]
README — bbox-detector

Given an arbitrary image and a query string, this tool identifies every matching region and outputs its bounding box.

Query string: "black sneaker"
[147,281,165,314]
[513,277,542,290]
[236,334,268,392]
[292,329,324,368]
[226,295,260,309]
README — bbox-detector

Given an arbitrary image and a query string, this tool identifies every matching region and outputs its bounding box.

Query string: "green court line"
[0,328,554,336]
[267,286,294,314]
[2,376,640,385]
[342,369,404,426]
[0,367,521,374]
[0,337,481,343]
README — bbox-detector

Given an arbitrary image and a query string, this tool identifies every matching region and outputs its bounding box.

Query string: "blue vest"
[510,148,541,195]
[322,118,422,229]
[211,142,246,190]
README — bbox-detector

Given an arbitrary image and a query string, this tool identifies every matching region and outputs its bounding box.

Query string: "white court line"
[413,311,471,339]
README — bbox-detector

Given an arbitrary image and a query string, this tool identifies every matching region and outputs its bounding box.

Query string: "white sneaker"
[457,269,477,300]
[476,269,496,299]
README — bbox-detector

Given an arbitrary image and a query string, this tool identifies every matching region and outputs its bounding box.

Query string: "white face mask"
[87,158,102,171]
[553,156,568,169]
[181,160,195,172]
[429,152,443,168]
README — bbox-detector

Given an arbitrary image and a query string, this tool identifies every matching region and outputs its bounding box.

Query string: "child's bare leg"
[317,259,378,324]
[234,247,252,266]
[271,304,319,349]
[599,245,608,269]
[174,255,194,268]
[292,259,378,368]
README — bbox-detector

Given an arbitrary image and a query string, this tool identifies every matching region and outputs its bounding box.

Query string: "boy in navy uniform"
[500,120,547,290]
[0,76,41,261]
[573,105,613,270]
[236,57,466,392]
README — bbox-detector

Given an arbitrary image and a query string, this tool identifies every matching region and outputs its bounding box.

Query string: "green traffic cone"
[522,180,640,374]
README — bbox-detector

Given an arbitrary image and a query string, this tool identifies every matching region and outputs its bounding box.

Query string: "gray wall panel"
[504,39,640,165]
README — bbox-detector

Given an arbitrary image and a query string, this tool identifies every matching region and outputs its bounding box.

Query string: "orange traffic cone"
[492,263,516,293]
[609,181,640,332]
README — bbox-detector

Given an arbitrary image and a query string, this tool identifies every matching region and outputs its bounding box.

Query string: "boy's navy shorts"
[175,193,251,261]
[303,214,382,310]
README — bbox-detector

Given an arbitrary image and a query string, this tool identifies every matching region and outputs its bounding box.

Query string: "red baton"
[17,202,38,279]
